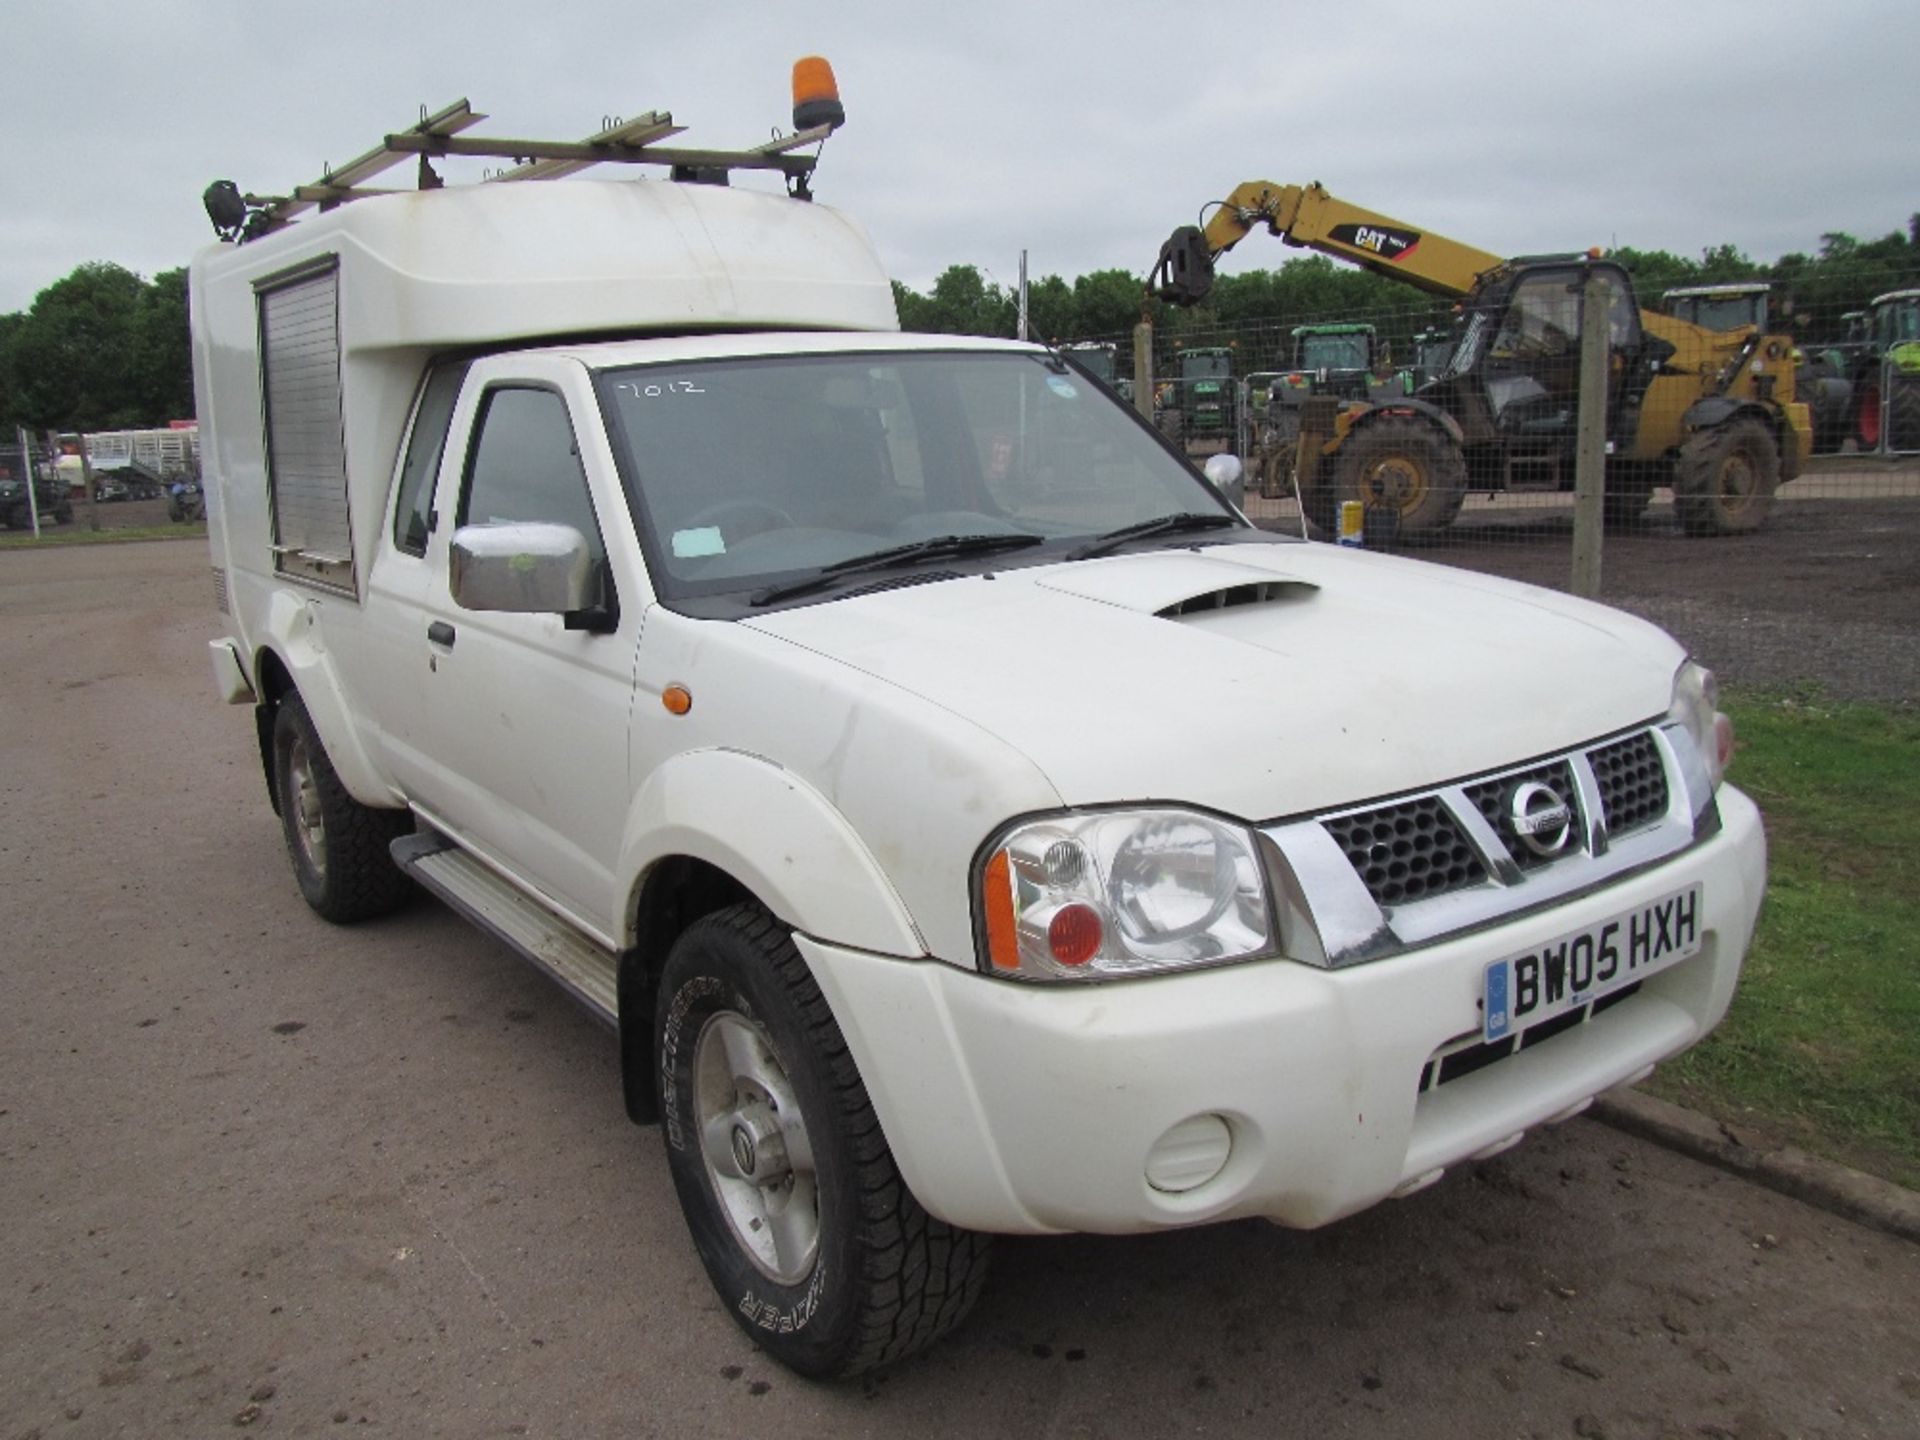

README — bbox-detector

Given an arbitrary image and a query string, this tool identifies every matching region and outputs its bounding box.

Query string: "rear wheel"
[1674,418,1779,536]
[271,694,413,922]
[657,904,991,1377]
[1319,416,1467,542]
[1886,372,1920,453]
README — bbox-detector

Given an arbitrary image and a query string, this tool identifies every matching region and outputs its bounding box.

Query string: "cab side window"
[459,386,607,565]
[393,359,470,557]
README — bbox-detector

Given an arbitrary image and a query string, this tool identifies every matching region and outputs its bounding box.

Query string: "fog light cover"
[1145,1114,1233,1194]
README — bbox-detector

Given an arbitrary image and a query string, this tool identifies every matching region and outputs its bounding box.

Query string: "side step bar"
[392,831,619,1028]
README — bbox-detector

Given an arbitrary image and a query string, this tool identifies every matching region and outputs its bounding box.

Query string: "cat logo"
[1328,222,1422,262]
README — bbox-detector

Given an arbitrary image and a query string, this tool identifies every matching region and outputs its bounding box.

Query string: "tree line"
[4,217,1913,436]
[0,263,193,435]
[895,217,1920,350]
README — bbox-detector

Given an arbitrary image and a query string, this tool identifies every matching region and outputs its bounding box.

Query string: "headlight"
[975,808,1278,981]
[1668,659,1733,789]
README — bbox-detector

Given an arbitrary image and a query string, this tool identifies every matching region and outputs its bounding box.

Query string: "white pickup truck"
[191,125,1765,1378]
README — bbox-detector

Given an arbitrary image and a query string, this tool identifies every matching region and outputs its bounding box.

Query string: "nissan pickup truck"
[191,96,1765,1380]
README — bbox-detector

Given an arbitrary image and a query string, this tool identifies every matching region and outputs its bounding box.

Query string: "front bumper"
[800,784,1765,1235]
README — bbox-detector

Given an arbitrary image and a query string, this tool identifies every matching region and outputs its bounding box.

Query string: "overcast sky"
[4,1,1915,316]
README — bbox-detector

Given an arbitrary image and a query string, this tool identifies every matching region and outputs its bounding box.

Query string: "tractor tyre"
[1674,418,1779,537]
[1798,362,1851,454]
[1323,416,1467,543]
[1886,373,1920,454]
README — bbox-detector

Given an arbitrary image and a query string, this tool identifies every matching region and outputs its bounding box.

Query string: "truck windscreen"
[595,350,1233,600]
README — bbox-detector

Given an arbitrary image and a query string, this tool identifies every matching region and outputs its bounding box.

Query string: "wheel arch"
[615,748,928,1125]
[1342,397,1465,447]
[246,611,396,815]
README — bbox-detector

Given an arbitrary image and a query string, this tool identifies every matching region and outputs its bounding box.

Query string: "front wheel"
[657,905,990,1377]
[271,694,413,922]
[1315,415,1467,541]
[1674,418,1780,536]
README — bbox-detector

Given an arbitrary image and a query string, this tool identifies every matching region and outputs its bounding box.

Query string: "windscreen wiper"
[1065,511,1239,562]
[749,532,1044,607]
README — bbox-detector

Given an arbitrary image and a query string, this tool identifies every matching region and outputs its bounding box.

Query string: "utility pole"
[1570,268,1610,598]
[1016,250,1029,343]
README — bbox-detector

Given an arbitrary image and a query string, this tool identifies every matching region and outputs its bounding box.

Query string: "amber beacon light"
[791,56,845,133]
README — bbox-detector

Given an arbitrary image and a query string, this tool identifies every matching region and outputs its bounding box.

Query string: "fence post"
[1132,316,1154,422]
[1570,269,1609,598]
[15,425,43,538]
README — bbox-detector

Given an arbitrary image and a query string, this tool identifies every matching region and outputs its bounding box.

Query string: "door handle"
[427,620,456,648]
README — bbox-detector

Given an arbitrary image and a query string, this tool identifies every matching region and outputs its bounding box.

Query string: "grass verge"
[1650,689,1920,1190]
[0,523,205,549]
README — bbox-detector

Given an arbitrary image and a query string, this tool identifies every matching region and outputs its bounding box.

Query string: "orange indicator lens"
[983,851,1020,970]
[662,685,693,715]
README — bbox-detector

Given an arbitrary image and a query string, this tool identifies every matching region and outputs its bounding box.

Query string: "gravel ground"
[1248,459,1920,706]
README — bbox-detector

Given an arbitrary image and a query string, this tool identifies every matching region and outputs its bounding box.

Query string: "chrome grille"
[1266,725,1706,969]
[1462,759,1579,872]
[1589,732,1668,836]
[1322,796,1486,907]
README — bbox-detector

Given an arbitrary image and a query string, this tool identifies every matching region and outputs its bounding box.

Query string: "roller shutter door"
[259,262,355,593]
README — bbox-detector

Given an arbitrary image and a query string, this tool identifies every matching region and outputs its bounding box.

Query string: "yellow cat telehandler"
[1152,182,1812,538]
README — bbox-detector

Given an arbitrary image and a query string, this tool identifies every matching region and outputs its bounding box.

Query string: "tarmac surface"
[3,539,1917,1439]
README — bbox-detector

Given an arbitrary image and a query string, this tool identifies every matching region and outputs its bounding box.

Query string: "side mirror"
[1201,453,1246,510]
[450,522,600,619]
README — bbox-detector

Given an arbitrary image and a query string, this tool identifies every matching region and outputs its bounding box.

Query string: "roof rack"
[211,93,836,242]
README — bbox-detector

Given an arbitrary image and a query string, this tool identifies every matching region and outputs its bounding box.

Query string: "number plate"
[1482,884,1703,1044]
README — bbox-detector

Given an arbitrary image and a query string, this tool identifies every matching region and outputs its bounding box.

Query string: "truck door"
[400,357,645,937]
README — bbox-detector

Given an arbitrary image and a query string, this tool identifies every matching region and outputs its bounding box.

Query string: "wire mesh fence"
[1060,258,1920,618]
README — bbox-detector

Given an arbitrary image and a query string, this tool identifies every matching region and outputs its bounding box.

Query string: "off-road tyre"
[657,904,991,1378]
[1315,415,1467,542]
[1798,361,1851,454]
[1674,418,1779,536]
[270,694,413,923]
[1886,372,1920,454]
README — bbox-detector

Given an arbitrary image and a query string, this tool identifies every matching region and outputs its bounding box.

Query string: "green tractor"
[1853,290,1920,454]
[1268,323,1395,405]
[1156,345,1237,456]
[1060,340,1133,404]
